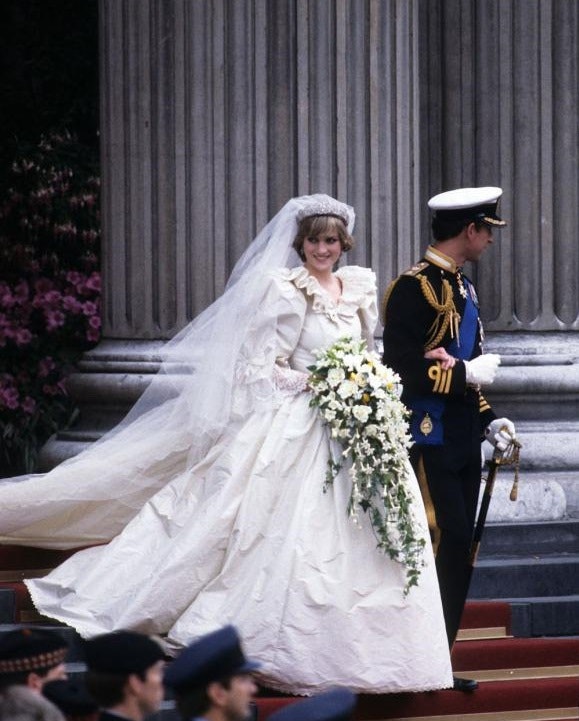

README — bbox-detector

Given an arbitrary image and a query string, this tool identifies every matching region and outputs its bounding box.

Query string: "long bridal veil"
[0,195,355,548]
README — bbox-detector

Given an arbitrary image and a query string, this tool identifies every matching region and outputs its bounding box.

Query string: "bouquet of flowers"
[308,336,426,593]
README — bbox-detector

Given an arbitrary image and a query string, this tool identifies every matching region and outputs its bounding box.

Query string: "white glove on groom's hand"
[485,417,517,452]
[464,353,501,386]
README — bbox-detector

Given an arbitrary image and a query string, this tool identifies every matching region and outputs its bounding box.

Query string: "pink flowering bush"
[0,131,100,473]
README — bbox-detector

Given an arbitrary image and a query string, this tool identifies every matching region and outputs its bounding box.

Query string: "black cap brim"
[237,660,261,674]
[479,214,507,227]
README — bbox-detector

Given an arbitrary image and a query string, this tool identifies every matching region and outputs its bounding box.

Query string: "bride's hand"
[424,347,456,370]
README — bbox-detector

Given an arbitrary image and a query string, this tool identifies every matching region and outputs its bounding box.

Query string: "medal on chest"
[419,413,433,436]
[456,271,468,299]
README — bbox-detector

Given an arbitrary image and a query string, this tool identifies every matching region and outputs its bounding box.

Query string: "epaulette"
[403,261,429,277]
[381,262,428,323]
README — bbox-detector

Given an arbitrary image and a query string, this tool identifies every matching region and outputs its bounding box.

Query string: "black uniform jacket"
[98,711,133,721]
[382,245,495,445]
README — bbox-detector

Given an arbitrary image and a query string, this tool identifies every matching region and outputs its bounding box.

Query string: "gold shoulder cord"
[380,278,398,326]
[382,271,460,351]
[420,276,460,351]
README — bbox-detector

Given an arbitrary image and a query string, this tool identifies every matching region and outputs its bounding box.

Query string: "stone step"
[479,520,579,557]
[505,596,579,638]
[469,552,579,636]
[470,556,579,599]
[468,518,579,635]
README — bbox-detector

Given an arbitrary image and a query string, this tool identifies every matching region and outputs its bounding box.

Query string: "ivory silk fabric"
[0,266,452,694]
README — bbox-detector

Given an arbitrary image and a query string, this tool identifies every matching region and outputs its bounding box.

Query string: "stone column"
[41,0,423,466]
[98,0,424,336]
[419,0,579,519]
[420,0,579,330]
[43,1,579,521]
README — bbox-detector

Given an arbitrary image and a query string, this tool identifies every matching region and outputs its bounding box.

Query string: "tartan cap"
[0,628,68,675]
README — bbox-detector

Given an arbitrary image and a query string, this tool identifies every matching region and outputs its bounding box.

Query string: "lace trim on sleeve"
[272,358,309,398]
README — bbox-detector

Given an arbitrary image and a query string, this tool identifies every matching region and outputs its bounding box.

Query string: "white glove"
[464,353,500,386]
[485,417,516,452]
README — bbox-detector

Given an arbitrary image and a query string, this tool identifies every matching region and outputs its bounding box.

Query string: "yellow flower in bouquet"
[308,336,426,593]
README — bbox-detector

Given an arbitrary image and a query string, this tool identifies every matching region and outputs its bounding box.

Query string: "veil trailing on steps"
[0,194,355,548]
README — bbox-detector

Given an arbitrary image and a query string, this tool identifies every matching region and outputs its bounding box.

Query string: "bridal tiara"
[296,197,354,229]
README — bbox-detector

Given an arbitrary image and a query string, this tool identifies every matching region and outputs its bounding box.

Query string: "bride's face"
[302,232,342,274]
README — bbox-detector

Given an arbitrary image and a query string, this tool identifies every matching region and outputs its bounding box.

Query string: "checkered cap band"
[0,647,67,674]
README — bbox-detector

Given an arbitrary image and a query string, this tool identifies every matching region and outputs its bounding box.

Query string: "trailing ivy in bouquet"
[308,336,426,592]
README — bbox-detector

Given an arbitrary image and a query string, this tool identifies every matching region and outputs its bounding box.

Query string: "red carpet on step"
[452,635,579,670]
[256,677,579,720]
[2,544,579,720]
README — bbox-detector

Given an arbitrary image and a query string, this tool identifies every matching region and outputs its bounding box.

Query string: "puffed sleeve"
[234,268,308,408]
[269,268,308,363]
[338,266,378,349]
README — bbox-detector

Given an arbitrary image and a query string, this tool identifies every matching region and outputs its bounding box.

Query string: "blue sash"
[408,278,478,445]
[447,277,478,361]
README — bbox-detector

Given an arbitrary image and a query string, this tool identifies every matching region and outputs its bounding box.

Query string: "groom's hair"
[432,216,486,242]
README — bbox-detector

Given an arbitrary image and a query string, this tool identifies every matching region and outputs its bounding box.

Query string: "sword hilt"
[490,427,522,500]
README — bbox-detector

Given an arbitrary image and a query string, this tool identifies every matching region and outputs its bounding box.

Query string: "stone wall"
[99,0,423,338]
[41,1,579,522]
[421,0,579,331]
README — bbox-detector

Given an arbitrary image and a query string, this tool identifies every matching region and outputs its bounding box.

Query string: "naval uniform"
[382,244,496,647]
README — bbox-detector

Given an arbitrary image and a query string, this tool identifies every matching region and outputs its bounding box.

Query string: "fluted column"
[98,0,422,340]
[41,0,421,467]
[420,0,579,521]
[421,0,579,331]
[41,0,579,519]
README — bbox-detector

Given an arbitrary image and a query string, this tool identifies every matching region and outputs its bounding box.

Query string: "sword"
[469,430,522,566]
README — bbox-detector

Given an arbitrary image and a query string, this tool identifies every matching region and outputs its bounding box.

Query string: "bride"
[0,194,453,694]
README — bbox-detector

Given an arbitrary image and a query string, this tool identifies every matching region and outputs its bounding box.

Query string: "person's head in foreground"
[42,678,99,721]
[0,684,65,721]
[163,625,260,721]
[83,630,165,721]
[268,688,357,721]
[0,628,68,694]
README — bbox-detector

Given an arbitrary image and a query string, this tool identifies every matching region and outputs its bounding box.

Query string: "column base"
[38,340,165,471]
[485,331,579,521]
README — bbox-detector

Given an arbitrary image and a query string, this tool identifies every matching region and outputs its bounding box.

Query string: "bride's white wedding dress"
[0,265,452,694]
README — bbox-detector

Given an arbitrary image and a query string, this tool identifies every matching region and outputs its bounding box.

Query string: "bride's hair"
[292,215,354,260]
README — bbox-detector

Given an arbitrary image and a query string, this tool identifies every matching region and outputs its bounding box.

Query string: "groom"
[382,187,517,692]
